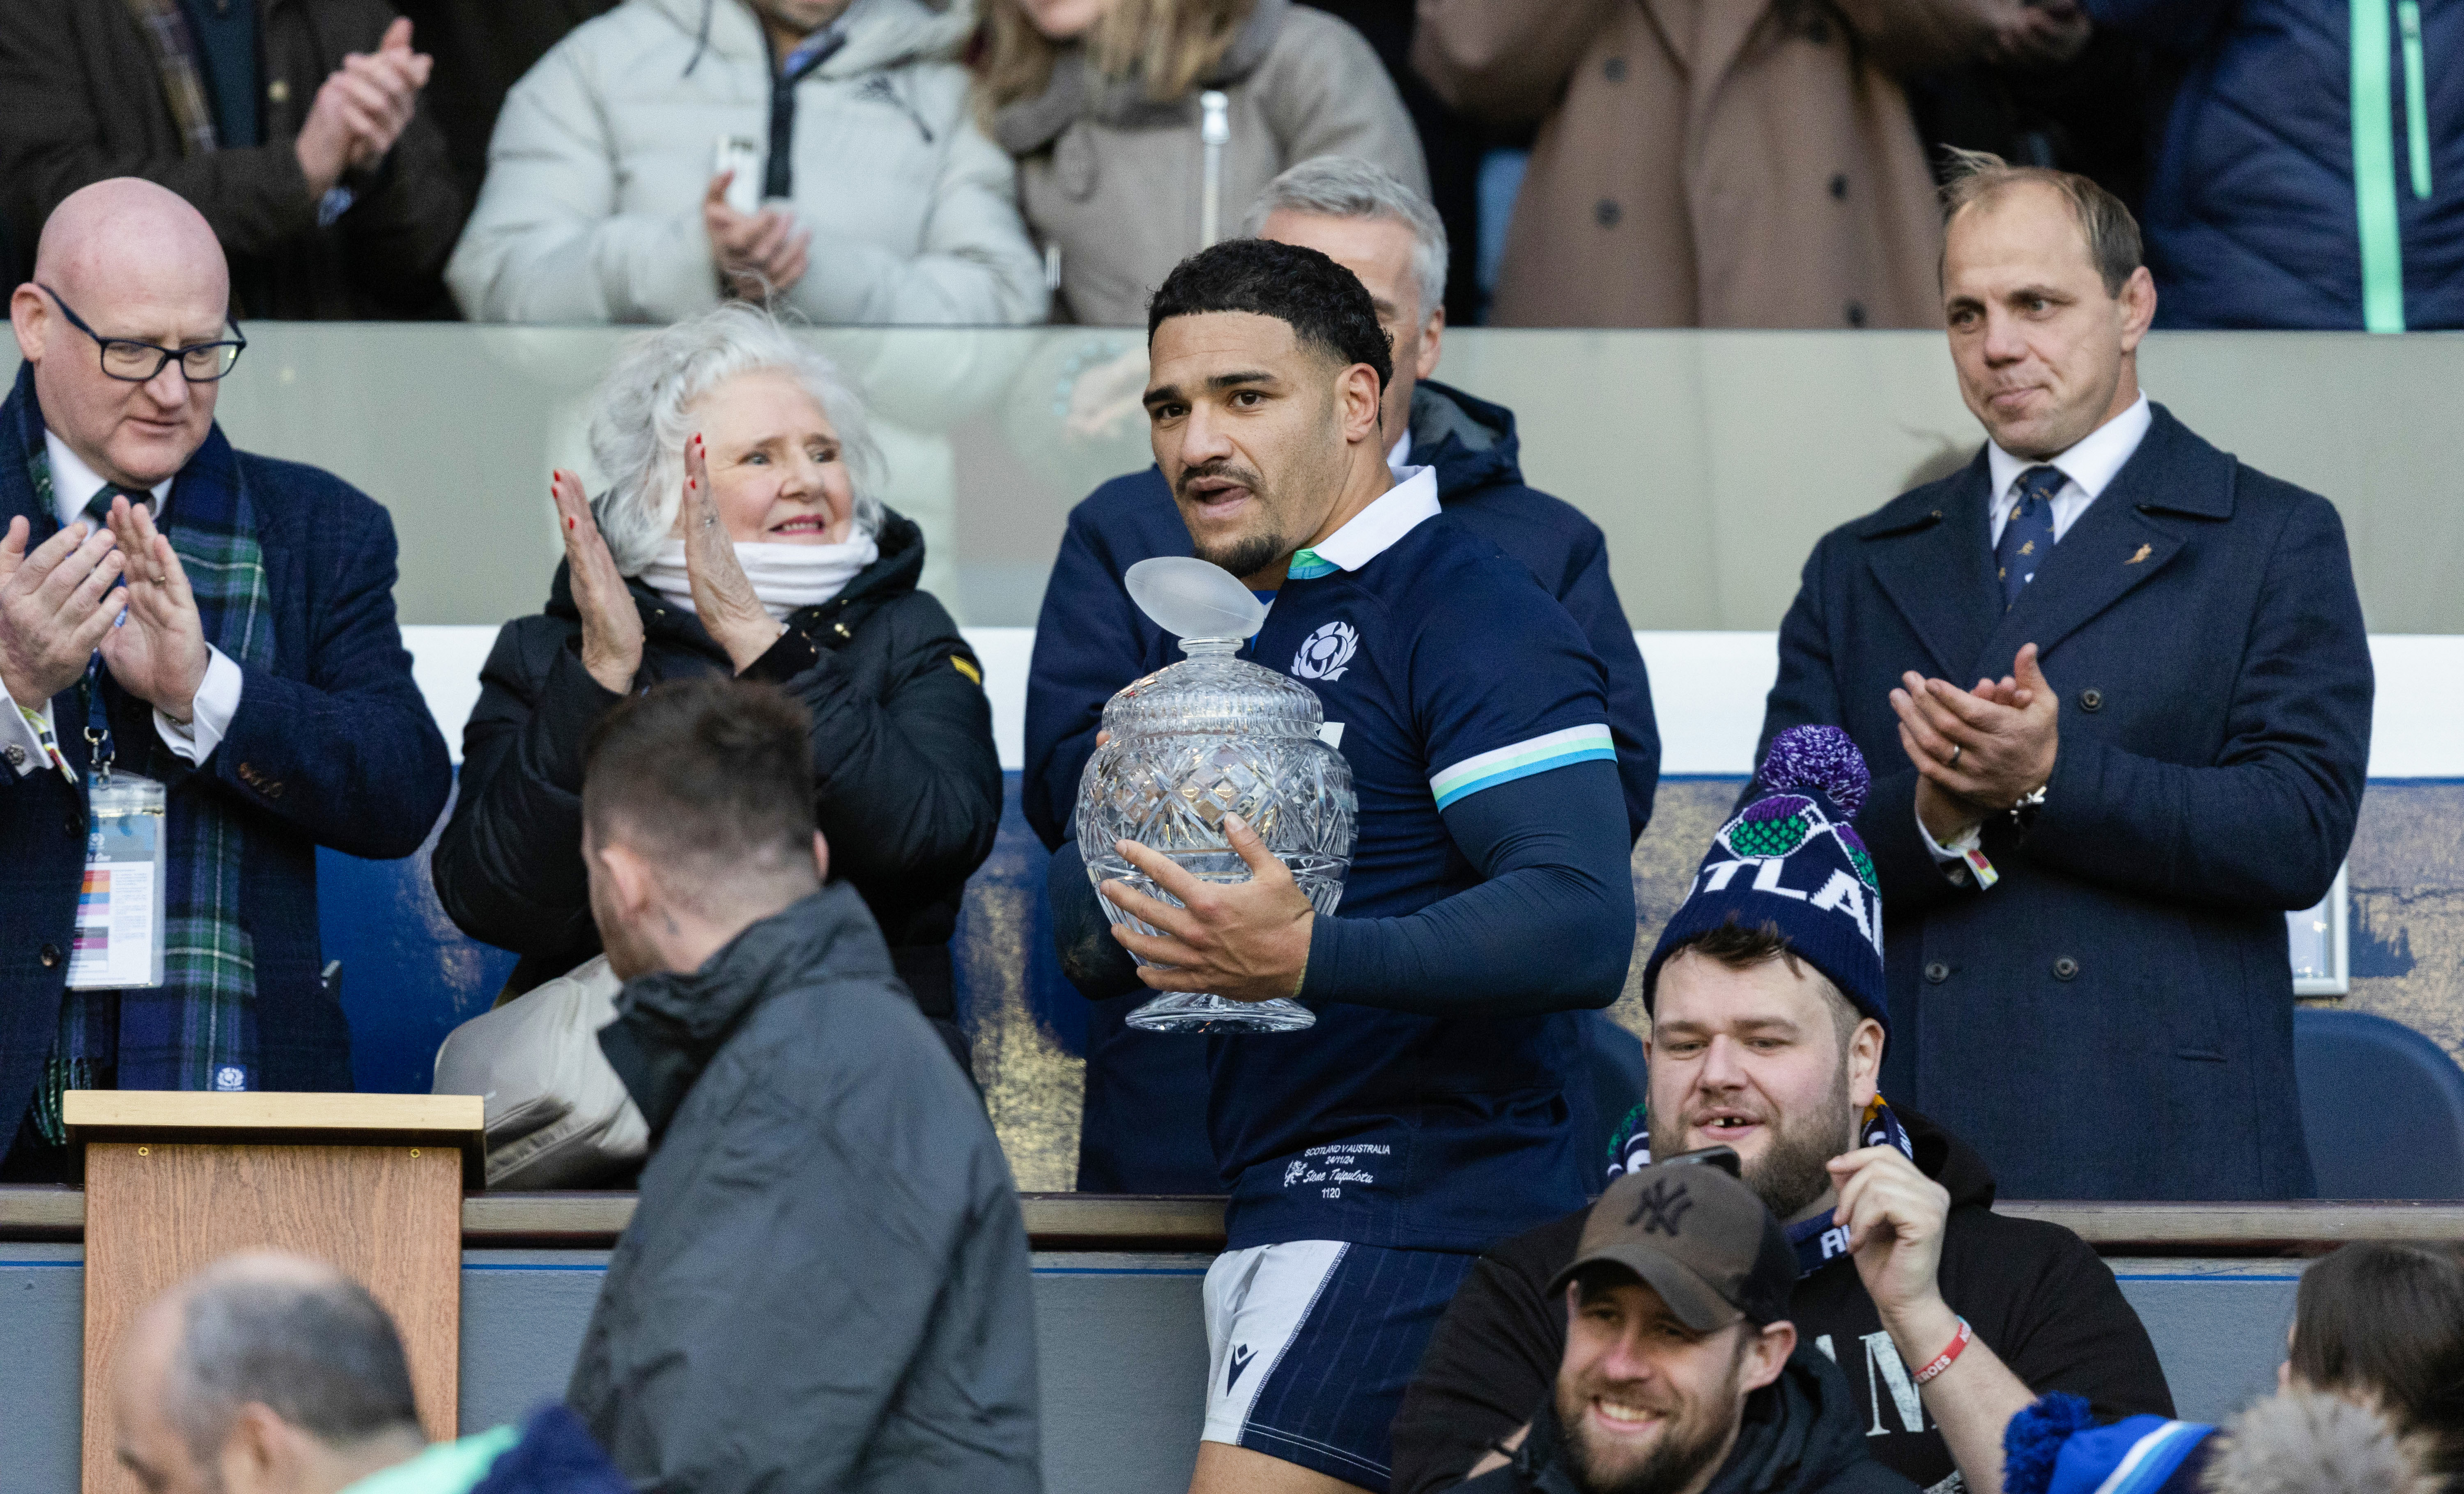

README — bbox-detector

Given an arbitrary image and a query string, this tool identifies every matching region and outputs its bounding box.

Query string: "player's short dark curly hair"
[1146,239,1392,398]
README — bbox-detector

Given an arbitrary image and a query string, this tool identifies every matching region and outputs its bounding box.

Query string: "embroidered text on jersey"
[1428,724,1616,811]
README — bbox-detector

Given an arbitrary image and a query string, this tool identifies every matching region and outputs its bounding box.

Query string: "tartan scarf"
[120,0,220,156]
[18,405,269,1131]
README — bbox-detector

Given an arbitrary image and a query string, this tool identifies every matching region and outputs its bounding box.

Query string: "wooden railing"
[5,1186,2461,1253]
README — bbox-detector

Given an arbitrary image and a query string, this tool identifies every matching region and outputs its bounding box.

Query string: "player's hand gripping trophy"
[1076,558,1356,1033]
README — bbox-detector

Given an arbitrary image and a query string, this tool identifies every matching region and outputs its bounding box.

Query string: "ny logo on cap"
[1626,1179,1694,1236]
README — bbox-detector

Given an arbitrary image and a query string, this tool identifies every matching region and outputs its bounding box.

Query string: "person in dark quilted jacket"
[2089,0,2464,328]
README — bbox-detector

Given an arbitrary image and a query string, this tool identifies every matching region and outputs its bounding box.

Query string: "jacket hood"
[991,0,1289,153]
[598,884,891,1136]
[1705,1347,1881,1494]
[649,0,971,79]
[545,507,926,643]
[1412,379,1526,502]
[1896,1104,1997,1212]
[1511,1346,1880,1494]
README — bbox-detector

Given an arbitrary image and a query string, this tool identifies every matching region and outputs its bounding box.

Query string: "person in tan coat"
[1411,0,2086,329]
[974,0,1427,326]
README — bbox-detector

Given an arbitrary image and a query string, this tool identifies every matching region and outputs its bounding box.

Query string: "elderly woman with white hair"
[432,304,999,1069]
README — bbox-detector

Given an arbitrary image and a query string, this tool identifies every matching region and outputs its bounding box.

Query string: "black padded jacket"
[431,512,1000,1027]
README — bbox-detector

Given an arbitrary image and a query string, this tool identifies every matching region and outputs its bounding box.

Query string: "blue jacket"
[1758,404,2371,1200]
[0,369,448,1154]
[1021,379,1660,850]
[1023,379,1660,1193]
[2092,0,2464,328]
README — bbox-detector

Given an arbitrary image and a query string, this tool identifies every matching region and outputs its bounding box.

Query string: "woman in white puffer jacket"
[447,0,1050,328]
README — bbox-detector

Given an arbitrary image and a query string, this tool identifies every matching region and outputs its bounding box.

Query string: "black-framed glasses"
[37,283,246,383]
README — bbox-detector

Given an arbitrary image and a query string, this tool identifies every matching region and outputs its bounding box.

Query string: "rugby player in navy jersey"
[1026,160,1659,1198]
[1052,238,1639,1494]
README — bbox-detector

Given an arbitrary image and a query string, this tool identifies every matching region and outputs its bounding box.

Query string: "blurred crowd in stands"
[3,0,2458,331]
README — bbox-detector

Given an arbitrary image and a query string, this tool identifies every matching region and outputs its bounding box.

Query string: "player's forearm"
[1308,761,1636,1016]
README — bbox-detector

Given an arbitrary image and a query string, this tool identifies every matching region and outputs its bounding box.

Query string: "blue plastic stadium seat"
[2293,1006,2464,1199]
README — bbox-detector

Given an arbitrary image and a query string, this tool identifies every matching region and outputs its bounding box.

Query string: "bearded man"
[1051,236,1636,1494]
[1392,728,2174,1494]
[1456,1152,1915,1494]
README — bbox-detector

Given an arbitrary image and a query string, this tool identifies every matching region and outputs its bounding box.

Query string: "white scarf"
[639,534,880,622]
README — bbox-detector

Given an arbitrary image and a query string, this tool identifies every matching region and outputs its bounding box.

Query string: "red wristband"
[1912,1317,1972,1386]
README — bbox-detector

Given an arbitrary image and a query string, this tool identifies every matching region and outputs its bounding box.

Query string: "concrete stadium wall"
[0,1246,2303,1494]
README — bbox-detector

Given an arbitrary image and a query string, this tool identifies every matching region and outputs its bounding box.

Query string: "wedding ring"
[1948,744,1964,767]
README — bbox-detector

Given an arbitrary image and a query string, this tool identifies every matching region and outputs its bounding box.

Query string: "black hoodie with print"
[1392,1108,2175,1494]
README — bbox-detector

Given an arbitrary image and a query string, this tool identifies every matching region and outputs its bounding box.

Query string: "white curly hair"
[584,303,885,576]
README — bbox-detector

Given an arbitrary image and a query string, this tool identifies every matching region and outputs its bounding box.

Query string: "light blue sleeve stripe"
[2089,1422,2213,1494]
[1431,723,1614,799]
[1431,744,1619,812]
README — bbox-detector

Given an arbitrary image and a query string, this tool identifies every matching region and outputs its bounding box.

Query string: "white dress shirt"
[0,431,244,778]
[1919,394,2154,876]
[1983,393,2151,546]
[1386,427,1413,475]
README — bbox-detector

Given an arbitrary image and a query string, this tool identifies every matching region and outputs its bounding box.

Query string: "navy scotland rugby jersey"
[1214,468,1623,1253]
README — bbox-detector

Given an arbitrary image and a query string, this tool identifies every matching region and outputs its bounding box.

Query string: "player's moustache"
[1176,459,1264,499]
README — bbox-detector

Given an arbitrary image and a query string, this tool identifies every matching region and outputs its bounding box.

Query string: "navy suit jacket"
[1758,404,2372,1200]
[0,370,448,1153]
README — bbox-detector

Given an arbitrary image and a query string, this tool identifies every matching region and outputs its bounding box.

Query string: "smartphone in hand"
[712,135,763,214]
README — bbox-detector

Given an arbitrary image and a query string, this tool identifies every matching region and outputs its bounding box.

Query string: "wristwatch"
[2009,783,2048,833]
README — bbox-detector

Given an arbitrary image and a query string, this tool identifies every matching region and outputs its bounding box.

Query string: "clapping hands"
[96,497,209,723]
[1891,643,2060,843]
[677,434,784,672]
[294,18,433,199]
[552,470,643,696]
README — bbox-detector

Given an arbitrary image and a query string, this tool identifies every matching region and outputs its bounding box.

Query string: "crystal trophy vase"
[1076,631,1356,1035]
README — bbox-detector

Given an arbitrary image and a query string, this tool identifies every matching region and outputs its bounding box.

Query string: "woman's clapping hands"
[551,470,643,695]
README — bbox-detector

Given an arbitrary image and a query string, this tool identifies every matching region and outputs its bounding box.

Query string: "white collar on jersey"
[1296,464,1441,573]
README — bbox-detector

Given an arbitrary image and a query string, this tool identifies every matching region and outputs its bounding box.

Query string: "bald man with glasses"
[0,177,448,1180]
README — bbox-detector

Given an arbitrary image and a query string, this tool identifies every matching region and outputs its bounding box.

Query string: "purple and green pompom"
[1757,725,1871,818]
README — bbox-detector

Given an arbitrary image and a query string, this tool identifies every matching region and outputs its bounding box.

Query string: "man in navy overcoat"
[1755,159,2372,1200]
[0,180,448,1177]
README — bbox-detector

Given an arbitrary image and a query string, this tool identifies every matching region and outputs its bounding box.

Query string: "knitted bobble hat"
[1642,725,1889,1033]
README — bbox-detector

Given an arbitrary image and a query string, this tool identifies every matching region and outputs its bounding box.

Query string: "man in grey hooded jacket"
[566,675,1040,1494]
[447,0,1046,326]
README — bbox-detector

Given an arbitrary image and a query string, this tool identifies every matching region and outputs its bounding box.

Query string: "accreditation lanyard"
[70,656,167,991]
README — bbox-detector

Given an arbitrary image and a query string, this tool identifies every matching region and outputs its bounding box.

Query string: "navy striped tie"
[1995,465,2066,609]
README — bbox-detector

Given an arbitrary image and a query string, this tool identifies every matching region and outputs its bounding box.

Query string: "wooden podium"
[67,1092,485,1494]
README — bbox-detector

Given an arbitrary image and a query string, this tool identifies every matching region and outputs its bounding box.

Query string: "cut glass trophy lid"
[1124,556,1267,644]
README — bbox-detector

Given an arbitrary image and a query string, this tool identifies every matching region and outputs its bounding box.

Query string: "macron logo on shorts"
[1228,1344,1257,1390]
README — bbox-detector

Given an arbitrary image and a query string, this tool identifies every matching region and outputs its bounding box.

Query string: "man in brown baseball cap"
[1457,1152,1918,1494]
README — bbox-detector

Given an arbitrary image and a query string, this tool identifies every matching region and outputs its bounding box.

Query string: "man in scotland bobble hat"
[1392,727,2172,1494]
